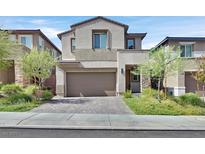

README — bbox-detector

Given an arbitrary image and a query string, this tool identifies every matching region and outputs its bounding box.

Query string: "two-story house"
[0,29,61,93]
[56,16,149,97]
[155,37,205,96]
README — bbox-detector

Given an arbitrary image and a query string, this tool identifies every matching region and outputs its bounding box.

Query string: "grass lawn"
[0,100,41,112]
[124,96,205,115]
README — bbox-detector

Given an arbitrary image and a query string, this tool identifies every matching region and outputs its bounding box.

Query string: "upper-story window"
[127,39,135,49]
[38,36,44,50]
[180,44,192,57]
[19,35,33,49]
[71,38,76,51]
[93,31,107,49]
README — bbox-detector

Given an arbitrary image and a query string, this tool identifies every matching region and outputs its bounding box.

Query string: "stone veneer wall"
[141,74,151,91]
[14,60,30,86]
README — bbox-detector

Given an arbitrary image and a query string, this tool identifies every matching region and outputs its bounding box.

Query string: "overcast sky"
[1,16,205,49]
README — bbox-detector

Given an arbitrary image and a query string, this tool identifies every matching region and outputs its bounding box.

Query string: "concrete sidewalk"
[0,112,205,130]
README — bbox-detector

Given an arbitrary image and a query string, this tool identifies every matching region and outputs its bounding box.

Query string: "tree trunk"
[196,81,199,92]
[34,76,37,86]
[157,77,161,102]
[164,76,167,99]
[39,78,42,89]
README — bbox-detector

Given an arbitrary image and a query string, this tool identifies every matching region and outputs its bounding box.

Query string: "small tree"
[134,46,183,100]
[22,48,57,89]
[191,56,205,96]
[0,29,20,69]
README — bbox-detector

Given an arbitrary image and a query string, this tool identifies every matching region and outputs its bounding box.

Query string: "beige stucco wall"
[61,32,75,60]
[167,58,200,88]
[80,61,117,68]
[60,19,125,60]
[72,49,117,61]
[75,19,125,49]
[168,40,205,52]
[56,66,65,96]
[135,38,142,50]
[117,50,149,94]
[164,39,205,90]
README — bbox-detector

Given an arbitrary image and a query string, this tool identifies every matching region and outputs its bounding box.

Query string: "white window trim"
[179,42,195,45]
[71,38,76,51]
[18,35,33,48]
[93,32,108,49]
[181,44,193,58]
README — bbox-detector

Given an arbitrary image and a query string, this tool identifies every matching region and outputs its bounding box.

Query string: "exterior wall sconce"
[121,68,124,74]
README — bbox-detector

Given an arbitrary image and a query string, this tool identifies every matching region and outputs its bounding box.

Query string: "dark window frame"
[131,72,140,82]
[126,38,135,49]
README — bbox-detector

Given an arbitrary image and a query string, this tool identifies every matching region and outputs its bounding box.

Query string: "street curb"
[1,125,205,131]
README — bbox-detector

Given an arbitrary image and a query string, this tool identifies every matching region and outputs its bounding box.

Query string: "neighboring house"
[56,16,149,97]
[155,37,205,96]
[0,29,62,94]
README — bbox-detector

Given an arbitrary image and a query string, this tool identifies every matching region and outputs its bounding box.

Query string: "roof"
[155,36,205,48]
[127,33,147,40]
[7,29,61,54]
[57,30,73,39]
[57,16,129,39]
[70,16,129,29]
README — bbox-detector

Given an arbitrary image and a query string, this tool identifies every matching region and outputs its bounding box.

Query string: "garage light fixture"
[121,68,124,74]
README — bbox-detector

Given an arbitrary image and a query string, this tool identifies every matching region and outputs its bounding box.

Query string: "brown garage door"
[66,72,116,97]
[185,72,205,96]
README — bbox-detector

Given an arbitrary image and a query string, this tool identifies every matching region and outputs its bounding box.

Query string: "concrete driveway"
[31,96,133,114]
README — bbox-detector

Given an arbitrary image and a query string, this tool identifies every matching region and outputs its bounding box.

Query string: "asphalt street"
[1,128,205,138]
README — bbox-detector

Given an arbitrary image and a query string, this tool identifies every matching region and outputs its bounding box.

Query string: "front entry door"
[130,73,140,93]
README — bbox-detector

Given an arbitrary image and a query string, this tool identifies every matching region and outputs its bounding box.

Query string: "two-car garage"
[66,72,116,97]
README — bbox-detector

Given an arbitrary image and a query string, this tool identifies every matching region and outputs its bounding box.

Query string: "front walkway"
[31,96,133,114]
[0,112,205,130]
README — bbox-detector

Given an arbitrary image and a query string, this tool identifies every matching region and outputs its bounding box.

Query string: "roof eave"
[57,30,73,40]
[70,16,129,30]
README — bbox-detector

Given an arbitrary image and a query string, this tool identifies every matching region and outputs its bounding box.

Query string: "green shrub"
[178,93,205,107]
[141,88,164,99]
[0,84,4,91]
[123,90,132,98]
[142,88,158,97]
[42,90,53,100]
[124,96,205,115]
[0,100,40,112]
[2,93,33,105]
[24,85,39,95]
[0,84,23,96]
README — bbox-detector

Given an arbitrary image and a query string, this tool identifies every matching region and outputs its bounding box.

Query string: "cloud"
[29,19,48,25]
[40,27,62,39]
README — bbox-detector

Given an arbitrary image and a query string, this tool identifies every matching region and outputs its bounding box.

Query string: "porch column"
[56,66,65,96]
